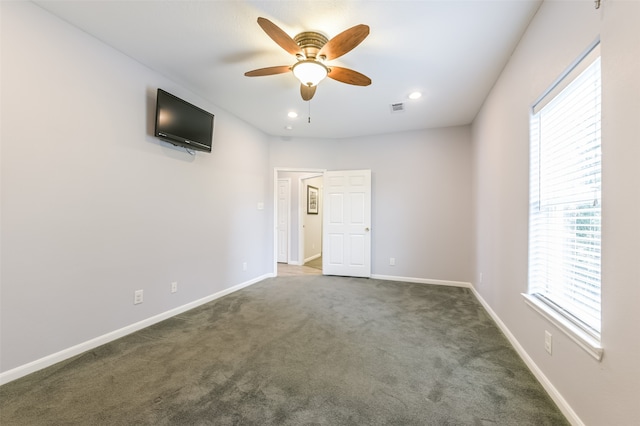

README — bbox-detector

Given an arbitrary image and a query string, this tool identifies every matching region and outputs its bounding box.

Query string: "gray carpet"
[0,275,568,425]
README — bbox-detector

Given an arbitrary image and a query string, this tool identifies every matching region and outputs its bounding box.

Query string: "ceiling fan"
[244,17,372,101]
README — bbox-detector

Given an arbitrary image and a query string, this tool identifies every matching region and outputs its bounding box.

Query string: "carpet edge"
[371,274,472,288]
[469,286,585,426]
[0,273,273,386]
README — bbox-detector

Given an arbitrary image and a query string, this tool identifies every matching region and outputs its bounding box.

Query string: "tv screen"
[154,89,214,152]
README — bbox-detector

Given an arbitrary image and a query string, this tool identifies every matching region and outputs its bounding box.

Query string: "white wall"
[1,2,271,375]
[472,0,640,424]
[270,127,473,283]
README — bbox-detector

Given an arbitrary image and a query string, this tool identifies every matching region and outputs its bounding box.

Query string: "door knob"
[365,227,370,232]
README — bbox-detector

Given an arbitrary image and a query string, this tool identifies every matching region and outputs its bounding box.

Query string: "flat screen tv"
[154,89,214,153]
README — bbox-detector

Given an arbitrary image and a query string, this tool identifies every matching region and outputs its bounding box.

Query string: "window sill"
[522,293,604,361]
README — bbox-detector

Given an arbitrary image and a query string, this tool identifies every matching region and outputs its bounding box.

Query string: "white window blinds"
[528,44,602,338]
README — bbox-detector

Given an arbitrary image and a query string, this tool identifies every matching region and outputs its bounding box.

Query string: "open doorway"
[274,168,372,278]
[301,175,323,268]
[273,168,324,276]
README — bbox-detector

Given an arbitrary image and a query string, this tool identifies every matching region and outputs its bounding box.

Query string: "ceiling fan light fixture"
[292,60,328,87]
[246,18,371,101]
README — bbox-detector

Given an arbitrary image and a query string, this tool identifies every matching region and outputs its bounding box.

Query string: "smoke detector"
[390,102,405,113]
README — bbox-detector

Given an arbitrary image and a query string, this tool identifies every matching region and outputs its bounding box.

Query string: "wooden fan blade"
[244,65,291,77]
[318,24,369,61]
[327,66,371,86]
[300,84,316,101]
[257,17,302,56]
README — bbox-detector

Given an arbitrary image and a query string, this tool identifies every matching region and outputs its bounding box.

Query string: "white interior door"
[277,178,290,263]
[322,170,371,277]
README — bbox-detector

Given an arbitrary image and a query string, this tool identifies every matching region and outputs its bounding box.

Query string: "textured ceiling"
[34,0,542,139]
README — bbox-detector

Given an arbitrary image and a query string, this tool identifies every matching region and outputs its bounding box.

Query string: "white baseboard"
[468,285,584,426]
[371,274,472,288]
[303,253,321,264]
[0,273,271,386]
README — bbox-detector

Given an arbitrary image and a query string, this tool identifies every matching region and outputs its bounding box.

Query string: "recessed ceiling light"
[285,125,293,130]
[288,111,298,118]
[408,91,422,100]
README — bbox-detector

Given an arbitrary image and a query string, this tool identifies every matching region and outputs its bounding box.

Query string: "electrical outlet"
[544,330,553,355]
[134,289,143,305]
[389,257,396,266]
[242,262,248,271]
[171,282,178,293]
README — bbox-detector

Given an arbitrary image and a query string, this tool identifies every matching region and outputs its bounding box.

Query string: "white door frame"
[273,168,325,276]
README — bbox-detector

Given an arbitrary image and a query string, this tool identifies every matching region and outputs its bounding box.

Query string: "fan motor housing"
[294,31,328,59]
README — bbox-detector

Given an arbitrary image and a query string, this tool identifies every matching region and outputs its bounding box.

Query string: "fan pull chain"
[308,100,311,124]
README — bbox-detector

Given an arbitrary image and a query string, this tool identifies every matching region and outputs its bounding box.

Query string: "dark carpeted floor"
[0,275,568,425]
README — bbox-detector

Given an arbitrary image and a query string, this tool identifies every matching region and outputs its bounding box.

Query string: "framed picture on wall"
[307,186,319,214]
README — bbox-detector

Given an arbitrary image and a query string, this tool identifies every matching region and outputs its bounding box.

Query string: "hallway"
[277,257,322,277]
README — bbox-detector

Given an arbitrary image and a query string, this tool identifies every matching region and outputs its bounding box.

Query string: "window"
[526,42,603,360]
